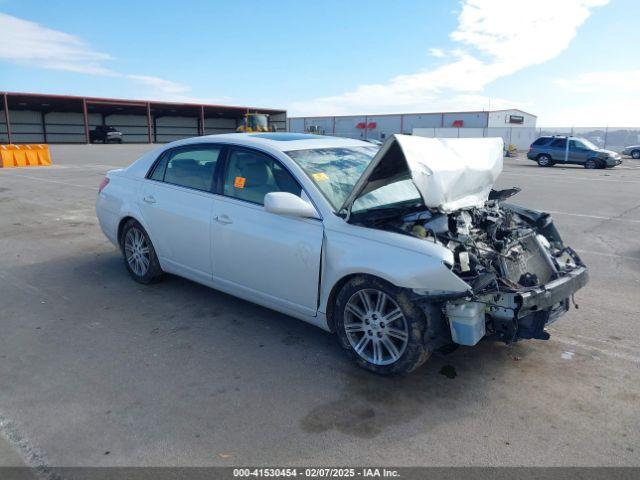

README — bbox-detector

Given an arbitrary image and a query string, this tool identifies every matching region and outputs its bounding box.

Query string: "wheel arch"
[117,216,136,246]
[326,273,364,332]
[325,272,410,333]
[117,214,152,247]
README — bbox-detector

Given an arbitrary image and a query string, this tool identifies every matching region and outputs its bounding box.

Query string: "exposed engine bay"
[351,188,588,349]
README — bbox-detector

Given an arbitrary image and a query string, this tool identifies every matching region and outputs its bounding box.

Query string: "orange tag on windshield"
[234,176,246,188]
[312,172,329,181]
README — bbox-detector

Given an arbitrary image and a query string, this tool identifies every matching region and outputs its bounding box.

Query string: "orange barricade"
[0,144,52,168]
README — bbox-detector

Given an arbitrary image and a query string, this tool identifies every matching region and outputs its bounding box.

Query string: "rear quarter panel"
[96,172,145,247]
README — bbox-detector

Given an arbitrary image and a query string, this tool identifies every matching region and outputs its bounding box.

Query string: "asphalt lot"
[0,144,639,469]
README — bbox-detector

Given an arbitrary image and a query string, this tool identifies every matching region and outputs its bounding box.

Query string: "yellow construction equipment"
[505,144,518,157]
[0,144,52,168]
[236,113,275,133]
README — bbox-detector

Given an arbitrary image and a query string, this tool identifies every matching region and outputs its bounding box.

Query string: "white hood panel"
[395,135,504,212]
[343,135,504,214]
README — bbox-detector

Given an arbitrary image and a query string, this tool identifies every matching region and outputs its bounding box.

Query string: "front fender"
[320,230,470,314]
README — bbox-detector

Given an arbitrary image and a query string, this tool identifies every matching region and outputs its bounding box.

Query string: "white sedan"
[96,133,587,374]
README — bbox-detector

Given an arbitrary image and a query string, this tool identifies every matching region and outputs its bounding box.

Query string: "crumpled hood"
[341,134,504,213]
[598,148,620,158]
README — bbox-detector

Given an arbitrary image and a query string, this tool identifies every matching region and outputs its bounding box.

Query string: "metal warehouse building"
[289,109,537,149]
[0,91,286,144]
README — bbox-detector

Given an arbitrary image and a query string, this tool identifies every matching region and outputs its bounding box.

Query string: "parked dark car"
[90,126,123,144]
[621,145,640,159]
[527,136,622,169]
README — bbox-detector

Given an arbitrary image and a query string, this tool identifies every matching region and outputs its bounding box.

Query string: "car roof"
[538,135,590,140]
[171,132,373,152]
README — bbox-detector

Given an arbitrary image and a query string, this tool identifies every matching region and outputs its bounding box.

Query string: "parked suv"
[90,125,123,144]
[621,145,640,159]
[527,136,622,169]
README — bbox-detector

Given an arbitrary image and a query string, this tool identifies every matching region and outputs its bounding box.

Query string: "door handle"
[143,195,156,204]
[215,214,233,225]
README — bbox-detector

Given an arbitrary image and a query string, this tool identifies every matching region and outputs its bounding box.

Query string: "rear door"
[549,138,568,162]
[210,146,323,315]
[139,145,222,283]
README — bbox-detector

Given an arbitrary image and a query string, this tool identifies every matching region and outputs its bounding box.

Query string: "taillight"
[98,177,110,193]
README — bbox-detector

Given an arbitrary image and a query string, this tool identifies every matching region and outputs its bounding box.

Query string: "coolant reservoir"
[445,301,486,346]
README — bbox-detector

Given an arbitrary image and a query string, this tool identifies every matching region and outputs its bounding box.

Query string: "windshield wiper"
[350,202,423,222]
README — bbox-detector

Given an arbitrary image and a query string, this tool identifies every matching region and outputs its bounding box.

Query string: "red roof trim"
[290,108,536,119]
[1,91,286,114]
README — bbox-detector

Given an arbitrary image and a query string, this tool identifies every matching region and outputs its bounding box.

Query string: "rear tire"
[537,154,553,167]
[120,219,163,284]
[334,275,430,375]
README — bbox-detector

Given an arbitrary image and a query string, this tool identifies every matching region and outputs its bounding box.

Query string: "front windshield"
[285,146,378,210]
[578,138,598,150]
[286,146,423,213]
[352,179,421,213]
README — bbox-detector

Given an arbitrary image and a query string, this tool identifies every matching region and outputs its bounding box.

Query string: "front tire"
[584,158,598,169]
[120,219,163,284]
[335,276,430,375]
[537,154,553,167]
[631,150,640,160]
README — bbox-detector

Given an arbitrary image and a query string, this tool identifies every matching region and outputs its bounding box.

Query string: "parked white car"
[96,133,588,374]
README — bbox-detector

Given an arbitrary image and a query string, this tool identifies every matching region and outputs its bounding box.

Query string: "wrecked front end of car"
[399,197,588,349]
[344,134,588,351]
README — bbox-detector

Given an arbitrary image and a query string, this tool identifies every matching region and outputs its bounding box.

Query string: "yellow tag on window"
[234,176,246,188]
[312,172,329,182]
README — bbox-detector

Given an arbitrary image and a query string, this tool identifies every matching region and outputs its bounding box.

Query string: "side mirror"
[264,192,320,219]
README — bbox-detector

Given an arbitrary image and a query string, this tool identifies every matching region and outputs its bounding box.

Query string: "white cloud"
[540,98,640,127]
[125,75,191,95]
[290,0,609,116]
[555,69,640,93]
[428,48,446,58]
[0,13,113,75]
[0,13,207,101]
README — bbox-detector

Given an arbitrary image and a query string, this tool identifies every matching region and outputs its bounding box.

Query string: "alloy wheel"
[538,155,550,166]
[343,289,409,366]
[124,227,150,277]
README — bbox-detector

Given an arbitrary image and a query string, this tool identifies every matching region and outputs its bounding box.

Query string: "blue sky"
[0,0,638,125]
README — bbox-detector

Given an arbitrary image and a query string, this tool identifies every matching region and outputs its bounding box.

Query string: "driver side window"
[223,148,301,205]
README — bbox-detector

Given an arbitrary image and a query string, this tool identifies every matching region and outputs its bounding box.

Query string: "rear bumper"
[519,266,588,314]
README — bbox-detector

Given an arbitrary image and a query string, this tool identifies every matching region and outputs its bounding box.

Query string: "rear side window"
[222,148,301,205]
[550,138,567,148]
[149,146,221,192]
[149,153,169,181]
[532,137,551,146]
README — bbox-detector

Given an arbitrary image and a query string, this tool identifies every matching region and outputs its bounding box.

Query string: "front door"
[569,139,590,164]
[211,147,323,315]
